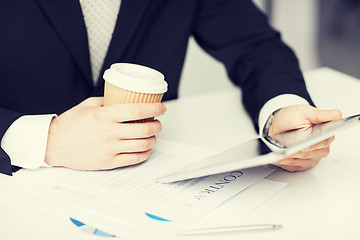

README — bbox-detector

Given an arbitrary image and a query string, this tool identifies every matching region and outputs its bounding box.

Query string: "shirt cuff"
[258,94,310,137]
[0,114,56,169]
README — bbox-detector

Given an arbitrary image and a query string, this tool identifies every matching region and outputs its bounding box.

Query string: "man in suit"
[0,0,340,176]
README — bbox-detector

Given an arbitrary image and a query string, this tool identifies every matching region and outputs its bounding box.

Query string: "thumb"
[306,108,342,125]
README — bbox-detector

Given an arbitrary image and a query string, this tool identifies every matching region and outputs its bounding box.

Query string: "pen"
[177,224,282,236]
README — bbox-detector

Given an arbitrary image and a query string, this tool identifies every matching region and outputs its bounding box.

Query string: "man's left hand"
[268,105,342,172]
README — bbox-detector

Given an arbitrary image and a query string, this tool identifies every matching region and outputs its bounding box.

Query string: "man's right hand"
[44,97,166,170]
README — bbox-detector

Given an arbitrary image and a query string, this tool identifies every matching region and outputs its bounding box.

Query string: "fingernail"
[162,104,167,113]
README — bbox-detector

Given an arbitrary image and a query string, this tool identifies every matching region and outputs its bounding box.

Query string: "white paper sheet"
[0,178,287,240]
[12,140,274,222]
[191,179,288,228]
[1,139,286,238]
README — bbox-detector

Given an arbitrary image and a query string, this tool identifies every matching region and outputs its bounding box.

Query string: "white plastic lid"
[103,63,168,94]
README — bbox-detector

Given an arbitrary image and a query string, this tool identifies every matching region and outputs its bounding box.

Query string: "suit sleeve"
[192,0,314,127]
[0,108,23,175]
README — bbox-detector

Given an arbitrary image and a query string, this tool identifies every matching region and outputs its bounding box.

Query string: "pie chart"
[70,217,119,238]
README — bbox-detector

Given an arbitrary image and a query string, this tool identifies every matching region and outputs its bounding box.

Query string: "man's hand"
[44,97,166,170]
[268,105,342,172]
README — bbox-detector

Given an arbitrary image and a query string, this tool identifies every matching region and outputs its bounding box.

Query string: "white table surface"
[2,67,360,239]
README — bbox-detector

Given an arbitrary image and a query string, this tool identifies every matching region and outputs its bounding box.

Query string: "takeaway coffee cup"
[103,63,168,106]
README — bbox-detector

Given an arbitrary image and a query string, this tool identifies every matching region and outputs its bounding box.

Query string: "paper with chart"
[9,139,282,236]
[0,174,286,240]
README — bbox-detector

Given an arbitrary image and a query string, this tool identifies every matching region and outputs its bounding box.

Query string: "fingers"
[85,150,152,170]
[289,148,328,160]
[268,105,343,136]
[288,146,330,160]
[274,158,320,172]
[266,105,340,172]
[70,138,155,171]
[273,138,333,172]
[303,136,334,152]
[115,149,152,167]
[111,136,157,153]
[306,108,342,125]
[114,120,162,138]
[99,120,160,169]
[103,103,166,122]
[92,122,160,170]
[317,109,342,122]
[108,149,152,169]
[45,99,165,171]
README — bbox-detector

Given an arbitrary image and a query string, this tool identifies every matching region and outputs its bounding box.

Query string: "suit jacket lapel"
[96,0,151,86]
[35,0,93,86]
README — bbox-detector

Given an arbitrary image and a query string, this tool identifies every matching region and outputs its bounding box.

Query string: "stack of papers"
[0,139,287,239]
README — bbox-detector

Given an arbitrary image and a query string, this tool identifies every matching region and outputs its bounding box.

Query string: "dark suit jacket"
[0,0,313,175]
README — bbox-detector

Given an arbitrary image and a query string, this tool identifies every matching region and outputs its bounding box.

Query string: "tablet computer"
[157,114,360,183]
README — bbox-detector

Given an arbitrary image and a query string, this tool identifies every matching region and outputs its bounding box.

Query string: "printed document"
[7,139,283,238]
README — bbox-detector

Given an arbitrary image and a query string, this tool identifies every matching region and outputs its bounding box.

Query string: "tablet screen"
[156,139,277,183]
[157,114,360,183]
[169,139,270,172]
[265,114,360,155]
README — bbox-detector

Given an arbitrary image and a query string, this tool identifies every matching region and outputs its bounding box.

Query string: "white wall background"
[179,0,319,98]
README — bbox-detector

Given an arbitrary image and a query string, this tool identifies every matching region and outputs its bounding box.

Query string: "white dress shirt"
[1,95,309,169]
